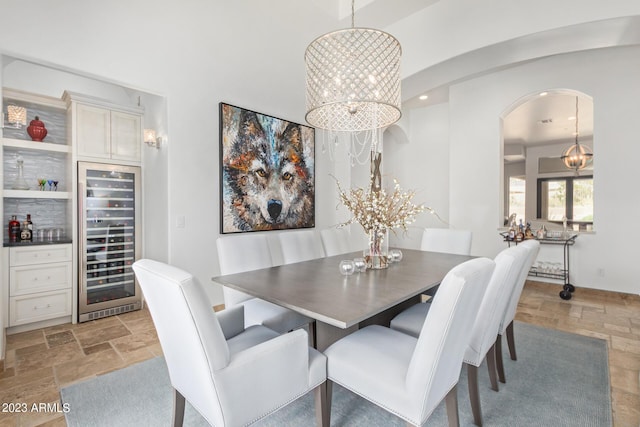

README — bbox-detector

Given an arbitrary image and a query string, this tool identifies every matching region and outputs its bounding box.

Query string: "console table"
[502,233,578,300]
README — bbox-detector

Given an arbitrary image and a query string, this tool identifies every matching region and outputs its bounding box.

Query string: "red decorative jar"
[27,116,48,142]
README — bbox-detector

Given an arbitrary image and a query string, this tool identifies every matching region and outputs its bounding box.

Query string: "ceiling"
[503,91,594,157]
[310,2,631,158]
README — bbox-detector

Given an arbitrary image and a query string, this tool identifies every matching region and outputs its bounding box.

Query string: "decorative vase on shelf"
[364,227,389,269]
[12,158,30,190]
[27,116,47,142]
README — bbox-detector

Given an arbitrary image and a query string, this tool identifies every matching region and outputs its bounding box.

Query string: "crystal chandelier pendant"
[304,0,402,165]
[561,96,593,174]
[304,26,402,131]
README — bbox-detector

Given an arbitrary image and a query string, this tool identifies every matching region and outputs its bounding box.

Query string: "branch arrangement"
[335,177,426,233]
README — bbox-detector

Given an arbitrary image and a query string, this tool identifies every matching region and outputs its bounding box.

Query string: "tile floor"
[0,281,638,426]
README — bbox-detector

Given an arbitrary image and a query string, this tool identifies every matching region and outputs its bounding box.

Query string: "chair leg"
[309,321,317,348]
[486,343,499,392]
[495,334,506,384]
[466,364,482,426]
[445,384,460,427]
[172,388,186,427]
[506,321,517,361]
[314,380,330,427]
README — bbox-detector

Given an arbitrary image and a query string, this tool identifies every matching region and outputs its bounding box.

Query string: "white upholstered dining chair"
[132,259,327,427]
[390,245,529,425]
[278,229,326,264]
[216,234,313,334]
[324,257,496,427]
[495,239,540,383]
[421,228,473,256]
[320,227,352,257]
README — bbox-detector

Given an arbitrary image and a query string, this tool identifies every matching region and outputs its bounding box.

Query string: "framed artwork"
[219,103,315,233]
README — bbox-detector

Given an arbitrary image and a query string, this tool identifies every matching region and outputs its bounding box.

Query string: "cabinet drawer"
[9,244,72,266]
[9,289,72,326]
[10,262,72,296]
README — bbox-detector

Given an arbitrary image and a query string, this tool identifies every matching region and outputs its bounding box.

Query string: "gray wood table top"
[211,249,474,329]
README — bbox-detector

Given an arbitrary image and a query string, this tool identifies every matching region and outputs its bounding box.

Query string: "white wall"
[0,0,343,306]
[1,1,639,305]
[385,103,452,249]
[446,45,640,294]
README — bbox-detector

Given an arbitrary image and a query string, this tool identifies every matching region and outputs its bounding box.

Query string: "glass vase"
[364,228,389,269]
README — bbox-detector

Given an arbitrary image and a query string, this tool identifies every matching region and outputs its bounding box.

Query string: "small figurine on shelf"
[536,225,546,240]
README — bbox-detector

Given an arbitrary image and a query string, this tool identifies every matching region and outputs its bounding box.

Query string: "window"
[537,176,593,227]
[508,176,526,223]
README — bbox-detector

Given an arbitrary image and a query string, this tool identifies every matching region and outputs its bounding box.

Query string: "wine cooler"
[78,162,142,322]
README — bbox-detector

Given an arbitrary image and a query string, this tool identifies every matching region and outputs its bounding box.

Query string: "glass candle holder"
[390,249,403,263]
[339,260,355,276]
[353,257,367,273]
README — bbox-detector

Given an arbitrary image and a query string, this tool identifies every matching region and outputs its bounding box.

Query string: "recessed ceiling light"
[539,91,548,97]
[419,95,428,100]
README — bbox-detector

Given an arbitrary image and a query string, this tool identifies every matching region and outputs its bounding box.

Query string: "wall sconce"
[144,128,162,149]
[7,105,27,128]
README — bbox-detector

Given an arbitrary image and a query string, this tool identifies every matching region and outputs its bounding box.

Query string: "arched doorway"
[502,89,594,230]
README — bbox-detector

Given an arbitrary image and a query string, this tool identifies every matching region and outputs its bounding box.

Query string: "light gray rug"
[61,322,611,426]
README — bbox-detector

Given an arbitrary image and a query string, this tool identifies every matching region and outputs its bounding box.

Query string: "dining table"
[211,248,474,351]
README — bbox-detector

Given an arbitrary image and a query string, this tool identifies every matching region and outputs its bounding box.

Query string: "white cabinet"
[64,91,143,164]
[8,244,73,327]
[75,103,110,159]
[1,88,76,335]
[111,110,142,161]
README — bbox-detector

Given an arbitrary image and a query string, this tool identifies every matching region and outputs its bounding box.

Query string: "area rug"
[61,322,612,426]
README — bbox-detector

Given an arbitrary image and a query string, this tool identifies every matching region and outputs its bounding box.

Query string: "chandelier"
[561,96,593,173]
[304,0,402,164]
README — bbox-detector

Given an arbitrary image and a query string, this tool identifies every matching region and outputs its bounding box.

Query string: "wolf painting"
[220,103,315,233]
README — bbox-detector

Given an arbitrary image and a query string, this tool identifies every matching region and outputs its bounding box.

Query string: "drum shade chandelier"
[304,0,402,163]
[561,96,593,173]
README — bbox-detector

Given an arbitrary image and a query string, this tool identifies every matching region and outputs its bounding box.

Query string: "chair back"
[499,239,540,334]
[279,229,325,264]
[464,245,529,365]
[420,228,472,255]
[406,257,495,419]
[132,259,228,426]
[320,227,352,256]
[216,234,273,306]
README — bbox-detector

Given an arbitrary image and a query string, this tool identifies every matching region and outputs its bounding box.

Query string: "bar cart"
[501,232,578,300]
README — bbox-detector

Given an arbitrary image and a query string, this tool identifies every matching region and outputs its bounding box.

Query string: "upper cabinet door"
[76,104,111,159]
[111,111,141,162]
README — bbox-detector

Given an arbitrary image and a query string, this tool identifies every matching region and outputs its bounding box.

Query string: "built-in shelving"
[3,190,71,199]
[2,137,71,153]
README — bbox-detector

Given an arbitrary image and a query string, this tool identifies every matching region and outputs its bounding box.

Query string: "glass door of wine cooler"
[78,162,141,322]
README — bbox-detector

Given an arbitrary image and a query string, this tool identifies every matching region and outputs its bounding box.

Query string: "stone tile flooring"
[0,281,638,426]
